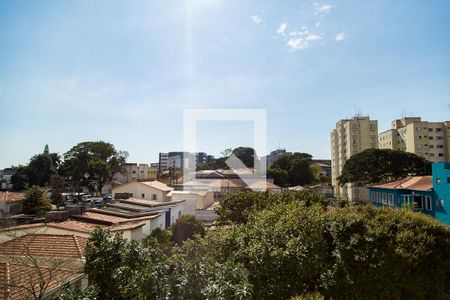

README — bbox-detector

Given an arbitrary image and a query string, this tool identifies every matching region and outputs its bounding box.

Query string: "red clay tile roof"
[370,176,433,192]
[47,220,105,233]
[0,192,25,203]
[0,234,88,259]
[0,262,83,300]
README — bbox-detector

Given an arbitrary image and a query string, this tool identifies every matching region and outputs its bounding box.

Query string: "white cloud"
[315,21,321,27]
[335,32,347,41]
[306,34,322,41]
[277,23,288,35]
[289,30,309,36]
[315,4,333,14]
[250,15,262,24]
[286,38,309,51]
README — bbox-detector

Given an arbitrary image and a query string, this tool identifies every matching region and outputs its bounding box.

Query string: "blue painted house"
[368,162,450,226]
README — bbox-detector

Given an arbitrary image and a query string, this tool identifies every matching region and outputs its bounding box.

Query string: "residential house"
[0,234,88,299]
[368,162,450,226]
[0,192,24,218]
[112,180,172,202]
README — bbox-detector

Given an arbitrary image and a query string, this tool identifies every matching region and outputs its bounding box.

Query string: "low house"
[112,180,172,202]
[0,192,24,218]
[248,181,282,192]
[168,190,214,211]
[0,234,88,299]
[73,210,161,239]
[368,162,450,226]
[0,219,146,243]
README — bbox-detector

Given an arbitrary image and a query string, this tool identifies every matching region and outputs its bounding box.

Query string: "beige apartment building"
[379,117,450,162]
[331,116,378,202]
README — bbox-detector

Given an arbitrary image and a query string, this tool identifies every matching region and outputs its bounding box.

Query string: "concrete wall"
[112,182,169,202]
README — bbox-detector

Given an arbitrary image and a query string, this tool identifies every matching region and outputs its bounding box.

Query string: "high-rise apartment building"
[379,117,450,162]
[331,116,378,202]
[158,152,213,172]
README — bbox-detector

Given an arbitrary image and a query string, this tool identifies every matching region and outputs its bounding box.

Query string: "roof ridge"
[6,262,11,299]
[72,235,84,259]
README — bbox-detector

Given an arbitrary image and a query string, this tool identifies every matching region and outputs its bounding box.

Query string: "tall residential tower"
[379,117,450,162]
[331,116,378,202]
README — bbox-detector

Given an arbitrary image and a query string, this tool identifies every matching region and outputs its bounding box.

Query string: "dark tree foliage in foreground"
[71,191,449,300]
[206,202,450,299]
[338,148,431,186]
[171,215,205,245]
[81,228,252,300]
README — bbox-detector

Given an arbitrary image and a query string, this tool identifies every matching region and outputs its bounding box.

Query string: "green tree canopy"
[207,201,450,299]
[338,148,431,186]
[22,185,52,215]
[268,152,314,186]
[84,228,252,299]
[61,141,128,194]
[171,215,206,245]
[216,190,329,225]
[79,191,450,300]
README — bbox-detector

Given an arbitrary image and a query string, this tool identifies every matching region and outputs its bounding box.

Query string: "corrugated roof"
[0,234,88,259]
[79,211,159,225]
[370,176,433,192]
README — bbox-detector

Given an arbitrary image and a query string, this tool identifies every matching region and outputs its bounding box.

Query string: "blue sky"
[1,0,450,168]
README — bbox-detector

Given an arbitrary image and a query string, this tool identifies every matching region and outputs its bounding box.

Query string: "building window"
[153,194,157,200]
[436,128,442,132]
[437,199,444,208]
[425,197,432,211]
[447,177,450,184]
[413,196,423,210]
[388,194,394,206]
[141,193,145,198]
[382,193,387,205]
[428,128,433,132]
[436,178,441,184]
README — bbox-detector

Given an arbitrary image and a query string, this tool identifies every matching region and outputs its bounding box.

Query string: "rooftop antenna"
[353,104,362,117]
[401,107,406,118]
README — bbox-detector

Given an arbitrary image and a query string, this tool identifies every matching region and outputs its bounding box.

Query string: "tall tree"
[338,148,431,186]
[62,141,128,195]
[25,145,60,187]
[268,152,314,186]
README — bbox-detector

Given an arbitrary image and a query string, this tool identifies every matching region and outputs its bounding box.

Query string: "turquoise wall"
[432,163,450,226]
